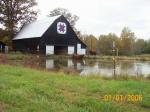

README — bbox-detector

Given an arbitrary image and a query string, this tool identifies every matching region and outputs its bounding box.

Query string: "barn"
[13,15,86,55]
[0,41,5,52]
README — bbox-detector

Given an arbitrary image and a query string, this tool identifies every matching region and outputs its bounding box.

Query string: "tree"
[133,39,145,54]
[0,28,11,46]
[0,28,7,40]
[119,27,136,55]
[143,39,150,54]
[48,8,79,28]
[98,33,119,55]
[83,34,98,53]
[0,0,38,41]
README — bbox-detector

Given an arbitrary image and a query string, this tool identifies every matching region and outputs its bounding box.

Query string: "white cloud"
[37,0,150,39]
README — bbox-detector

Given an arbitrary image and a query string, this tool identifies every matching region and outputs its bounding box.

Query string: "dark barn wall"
[39,16,86,54]
[54,46,68,55]
[13,38,40,53]
[0,41,5,52]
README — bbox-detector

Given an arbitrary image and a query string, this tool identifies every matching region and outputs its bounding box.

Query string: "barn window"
[57,22,67,34]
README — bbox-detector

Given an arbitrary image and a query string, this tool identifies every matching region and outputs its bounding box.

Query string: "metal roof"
[13,16,61,40]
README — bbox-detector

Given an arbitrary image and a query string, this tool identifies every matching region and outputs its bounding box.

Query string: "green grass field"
[0,65,150,112]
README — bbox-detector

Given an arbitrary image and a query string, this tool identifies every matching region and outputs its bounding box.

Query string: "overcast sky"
[37,0,150,40]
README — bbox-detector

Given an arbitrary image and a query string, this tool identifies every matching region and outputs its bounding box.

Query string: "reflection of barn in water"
[46,59,85,70]
[13,15,86,55]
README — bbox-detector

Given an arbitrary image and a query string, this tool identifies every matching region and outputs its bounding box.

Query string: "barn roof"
[13,16,61,40]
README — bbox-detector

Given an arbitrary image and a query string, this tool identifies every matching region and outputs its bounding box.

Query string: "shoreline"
[1,53,150,61]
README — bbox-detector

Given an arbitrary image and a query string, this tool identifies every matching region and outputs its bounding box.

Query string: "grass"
[0,52,72,60]
[84,55,150,61]
[5,52,33,60]
[0,65,150,112]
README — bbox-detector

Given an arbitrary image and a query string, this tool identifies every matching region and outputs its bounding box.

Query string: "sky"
[37,0,150,40]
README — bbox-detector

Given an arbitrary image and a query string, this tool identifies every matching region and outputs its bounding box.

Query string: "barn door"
[46,45,54,55]
[77,43,86,55]
[77,43,81,55]
[68,46,74,55]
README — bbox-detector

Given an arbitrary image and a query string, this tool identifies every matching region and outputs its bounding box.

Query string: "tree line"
[0,0,150,55]
[81,27,150,55]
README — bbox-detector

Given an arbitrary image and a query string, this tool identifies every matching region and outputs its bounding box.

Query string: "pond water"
[0,55,150,77]
[45,58,150,77]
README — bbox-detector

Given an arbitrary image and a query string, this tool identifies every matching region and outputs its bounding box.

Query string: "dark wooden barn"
[13,15,86,55]
[0,41,5,52]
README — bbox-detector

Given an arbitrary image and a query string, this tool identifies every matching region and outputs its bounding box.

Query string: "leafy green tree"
[0,0,38,41]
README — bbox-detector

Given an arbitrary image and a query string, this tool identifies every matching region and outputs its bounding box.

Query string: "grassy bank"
[85,55,150,61]
[0,65,150,112]
[1,53,150,61]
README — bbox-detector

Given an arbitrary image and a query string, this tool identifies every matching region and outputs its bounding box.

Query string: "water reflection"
[45,59,85,70]
[45,59,150,77]
[46,60,54,69]
[0,54,150,77]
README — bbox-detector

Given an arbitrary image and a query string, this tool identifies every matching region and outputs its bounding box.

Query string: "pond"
[0,54,150,77]
[45,58,150,77]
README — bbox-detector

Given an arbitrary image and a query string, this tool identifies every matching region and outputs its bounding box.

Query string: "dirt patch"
[0,102,7,112]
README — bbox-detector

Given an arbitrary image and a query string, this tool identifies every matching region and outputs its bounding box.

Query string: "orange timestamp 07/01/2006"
[103,94,143,102]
